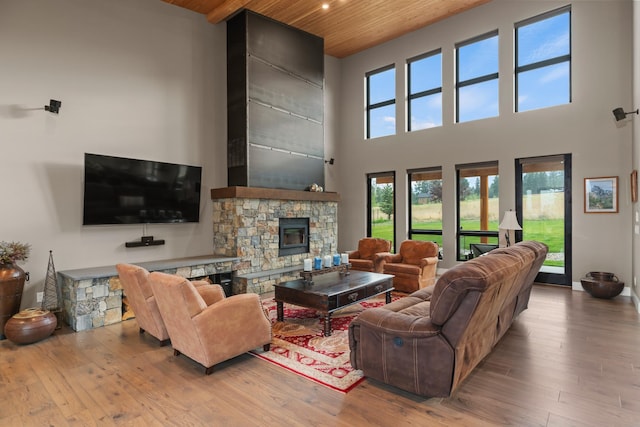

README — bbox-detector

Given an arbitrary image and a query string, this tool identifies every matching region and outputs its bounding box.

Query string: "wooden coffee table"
[274,270,394,336]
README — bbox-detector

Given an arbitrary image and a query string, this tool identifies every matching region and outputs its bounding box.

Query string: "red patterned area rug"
[250,295,393,393]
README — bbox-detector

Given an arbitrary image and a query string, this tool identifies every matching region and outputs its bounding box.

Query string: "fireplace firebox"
[279,218,309,256]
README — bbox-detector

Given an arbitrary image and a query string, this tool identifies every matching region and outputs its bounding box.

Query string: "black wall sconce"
[612,107,638,121]
[324,158,334,165]
[44,99,62,114]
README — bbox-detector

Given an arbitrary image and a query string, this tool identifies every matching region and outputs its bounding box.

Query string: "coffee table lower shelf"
[274,271,394,336]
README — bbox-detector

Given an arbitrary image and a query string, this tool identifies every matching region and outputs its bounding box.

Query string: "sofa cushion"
[379,291,428,314]
[413,285,435,300]
[398,300,431,317]
[430,251,525,326]
[384,263,420,275]
[349,258,375,271]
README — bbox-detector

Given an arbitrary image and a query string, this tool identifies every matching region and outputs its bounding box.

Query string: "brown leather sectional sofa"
[348,241,548,397]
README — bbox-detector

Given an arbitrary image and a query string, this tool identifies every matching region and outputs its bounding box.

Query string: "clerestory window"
[407,50,442,131]
[515,6,571,112]
[455,30,499,123]
[366,65,396,139]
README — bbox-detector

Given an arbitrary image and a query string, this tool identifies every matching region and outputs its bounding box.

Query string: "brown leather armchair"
[116,263,223,346]
[347,237,392,273]
[381,240,439,293]
[148,271,272,374]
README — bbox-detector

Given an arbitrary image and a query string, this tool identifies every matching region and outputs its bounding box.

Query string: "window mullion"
[457,72,499,89]
[517,55,570,74]
[368,99,395,110]
[408,87,442,100]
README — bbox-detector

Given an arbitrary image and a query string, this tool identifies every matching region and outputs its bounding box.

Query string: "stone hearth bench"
[235,265,303,295]
[59,255,239,332]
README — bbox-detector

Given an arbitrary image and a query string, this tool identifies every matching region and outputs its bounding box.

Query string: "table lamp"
[499,210,522,247]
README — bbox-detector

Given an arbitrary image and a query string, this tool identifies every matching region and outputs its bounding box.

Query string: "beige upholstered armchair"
[347,237,392,273]
[381,240,439,293]
[148,271,272,374]
[116,263,223,346]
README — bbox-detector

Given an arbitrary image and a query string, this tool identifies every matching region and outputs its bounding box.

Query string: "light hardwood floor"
[1,285,639,426]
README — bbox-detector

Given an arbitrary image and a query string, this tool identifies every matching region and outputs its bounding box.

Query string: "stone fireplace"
[211,186,339,294]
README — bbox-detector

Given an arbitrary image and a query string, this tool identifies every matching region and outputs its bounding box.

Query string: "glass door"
[367,171,396,251]
[515,154,572,285]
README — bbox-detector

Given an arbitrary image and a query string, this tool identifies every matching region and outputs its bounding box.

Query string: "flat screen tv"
[83,153,202,225]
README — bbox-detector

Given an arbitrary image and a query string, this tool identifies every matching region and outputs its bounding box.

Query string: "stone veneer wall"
[211,188,339,295]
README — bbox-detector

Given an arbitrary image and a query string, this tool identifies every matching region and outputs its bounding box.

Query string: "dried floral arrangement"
[0,241,31,264]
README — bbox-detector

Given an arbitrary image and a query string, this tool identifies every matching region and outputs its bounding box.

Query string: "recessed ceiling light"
[322,3,329,10]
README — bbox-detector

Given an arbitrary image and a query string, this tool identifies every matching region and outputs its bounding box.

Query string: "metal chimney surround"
[227,10,325,191]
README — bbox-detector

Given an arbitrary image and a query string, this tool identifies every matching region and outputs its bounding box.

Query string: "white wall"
[335,0,635,290]
[632,0,640,309]
[323,55,341,193]
[0,0,227,307]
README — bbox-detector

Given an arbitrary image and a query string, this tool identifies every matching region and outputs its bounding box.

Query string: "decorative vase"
[587,271,615,281]
[580,271,624,299]
[0,263,26,340]
[4,308,57,345]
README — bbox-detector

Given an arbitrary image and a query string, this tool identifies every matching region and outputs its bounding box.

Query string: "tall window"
[408,168,443,256]
[456,31,499,123]
[367,172,395,250]
[407,50,442,131]
[456,162,499,260]
[515,6,571,112]
[516,154,572,286]
[366,65,396,139]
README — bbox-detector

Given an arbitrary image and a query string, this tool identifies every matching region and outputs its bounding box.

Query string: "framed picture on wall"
[584,176,618,213]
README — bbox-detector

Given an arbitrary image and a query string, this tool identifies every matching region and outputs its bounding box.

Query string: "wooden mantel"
[210,186,340,202]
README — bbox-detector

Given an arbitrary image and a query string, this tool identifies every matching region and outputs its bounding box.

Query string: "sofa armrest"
[193,294,271,337]
[347,250,361,259]
[352,307,440,336]
[190,293,271,364]
[195,284,226,306]
[196,293,267,321]
[348,307,454,397]
[420,256,439,268]
[383,253,402,263]
[191,280,211,287]
[374,251,394,271]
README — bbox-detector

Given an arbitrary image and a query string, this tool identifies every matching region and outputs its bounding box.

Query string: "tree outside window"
[456,162,500,260]
[408,168,443,255]
[367,172,395,250]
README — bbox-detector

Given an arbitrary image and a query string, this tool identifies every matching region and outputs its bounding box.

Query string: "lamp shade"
[499,210,522,230]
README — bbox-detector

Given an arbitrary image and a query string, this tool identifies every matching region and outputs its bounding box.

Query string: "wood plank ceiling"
[161,0,491,58]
